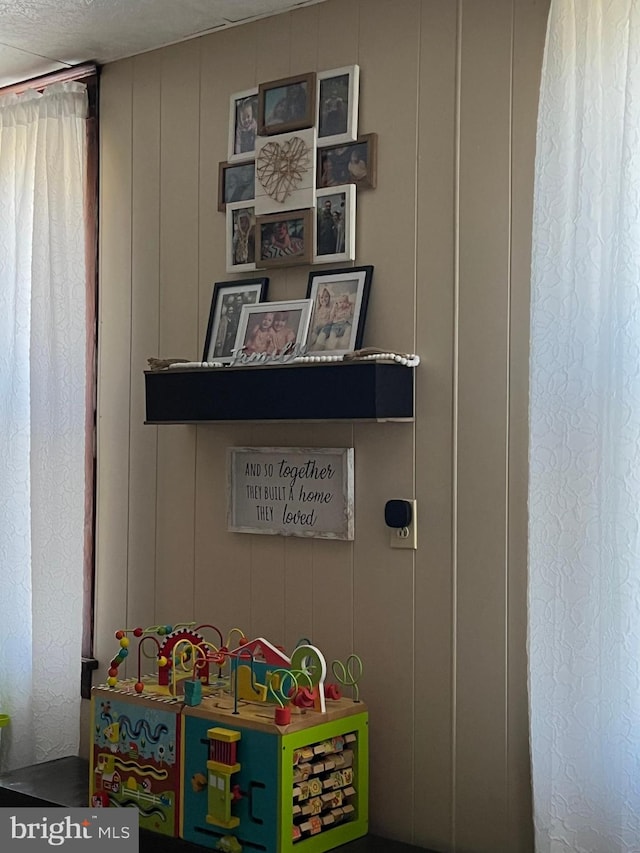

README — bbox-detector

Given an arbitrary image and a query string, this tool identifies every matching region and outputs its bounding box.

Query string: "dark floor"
[0,757,438,853]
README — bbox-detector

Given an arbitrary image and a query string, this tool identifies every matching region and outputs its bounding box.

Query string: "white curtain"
[0,82,87,770]
[529,2,640,850]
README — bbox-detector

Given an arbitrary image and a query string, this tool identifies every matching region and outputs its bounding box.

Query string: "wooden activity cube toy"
[90,627,368,853]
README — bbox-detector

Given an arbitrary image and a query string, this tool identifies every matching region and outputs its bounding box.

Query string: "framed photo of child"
[313,185,356,264]
[202,278,269,365]
[305,265,373,357]
[255,209,312,268]
[228,87,259,162]
[233,299,313,360]
[226,202,260,273]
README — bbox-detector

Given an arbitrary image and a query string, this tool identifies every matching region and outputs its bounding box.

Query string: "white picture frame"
[316,65,360,147]
[227,446,354,540]
[228,87,259,162]
[226,201,261,273]
[233,298,313,360]
[254,127,316,216]
[313,185,356,264]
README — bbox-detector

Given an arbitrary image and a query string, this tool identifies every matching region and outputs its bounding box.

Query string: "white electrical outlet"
[389,499,417,550]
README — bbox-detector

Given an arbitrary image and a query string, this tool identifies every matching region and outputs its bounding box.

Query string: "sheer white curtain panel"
[529,1,640,850]
[0,82,88,769]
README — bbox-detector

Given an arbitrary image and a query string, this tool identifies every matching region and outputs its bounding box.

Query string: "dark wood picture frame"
[258,72,316,136]
[316,133,378,190]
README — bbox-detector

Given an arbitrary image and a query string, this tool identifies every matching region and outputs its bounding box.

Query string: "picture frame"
[202,278,269,364]
[305,265,373,356]
[226,201,260,273]
[254,127,316,216]
[233,298,313,359]
[258,72,316,136]
[218,160,255,212]
[228,87,259,162]
[255,209,312,268]
[313,185,356,264]
[227,446,354,540]
[316,65,360,147]
[317,133,378,190]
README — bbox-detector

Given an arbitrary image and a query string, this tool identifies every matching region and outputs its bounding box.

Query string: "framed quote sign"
[227,447,354,540]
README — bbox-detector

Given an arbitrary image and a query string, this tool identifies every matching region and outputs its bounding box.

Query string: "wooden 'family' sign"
[227,446,354,540]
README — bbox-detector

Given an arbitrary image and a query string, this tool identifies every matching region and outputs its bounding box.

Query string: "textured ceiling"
[0,0,328,88]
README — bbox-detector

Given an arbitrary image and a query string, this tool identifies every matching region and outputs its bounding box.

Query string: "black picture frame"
[305,265,373,356]
[202,278,269,364]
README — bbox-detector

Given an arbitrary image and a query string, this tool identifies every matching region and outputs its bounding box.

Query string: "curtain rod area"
[0,62,98,97]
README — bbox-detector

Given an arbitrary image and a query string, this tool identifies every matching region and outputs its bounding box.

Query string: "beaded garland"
[165,352,419,369]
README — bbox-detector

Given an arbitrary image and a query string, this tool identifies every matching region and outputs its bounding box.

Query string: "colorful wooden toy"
[90,624,367,853]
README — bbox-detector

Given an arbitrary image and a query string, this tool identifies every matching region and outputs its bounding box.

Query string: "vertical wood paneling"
[316,0,360,70]
[456,0,513,849]
[356,0,420,352]
[127,52,162,637]
[414,0,458,849]
[193,423,255,638]
[507,2,549,850]
[155,41,201,623]
[95,60,133,682]
[95,3,550,848]
[353,422,416,839]
[353,0,420,839]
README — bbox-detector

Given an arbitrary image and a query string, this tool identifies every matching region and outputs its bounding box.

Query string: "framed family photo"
[317,133,377,190]
[202,278,269,364]
[317,65,359,146]
[258,72,316,135]
[218,160,255,211]
[234,299,313,358]
[226,202,259,273]
[256,209,312,268]
[228,87,259,162]
[313,185,356,264]
[305,265,373,357]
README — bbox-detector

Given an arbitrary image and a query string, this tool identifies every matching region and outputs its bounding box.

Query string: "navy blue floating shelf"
[144,362,414,423]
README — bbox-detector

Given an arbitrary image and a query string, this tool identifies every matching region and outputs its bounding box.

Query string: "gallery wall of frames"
[213,65,377,364]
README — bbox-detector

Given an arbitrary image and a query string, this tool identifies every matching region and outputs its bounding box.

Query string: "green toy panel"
[280,712,369,853]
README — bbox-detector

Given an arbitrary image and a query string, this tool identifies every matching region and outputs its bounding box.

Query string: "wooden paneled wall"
[95,1,549,850]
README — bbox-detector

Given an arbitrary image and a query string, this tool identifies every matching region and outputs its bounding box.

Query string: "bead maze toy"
[90,623,367,853]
